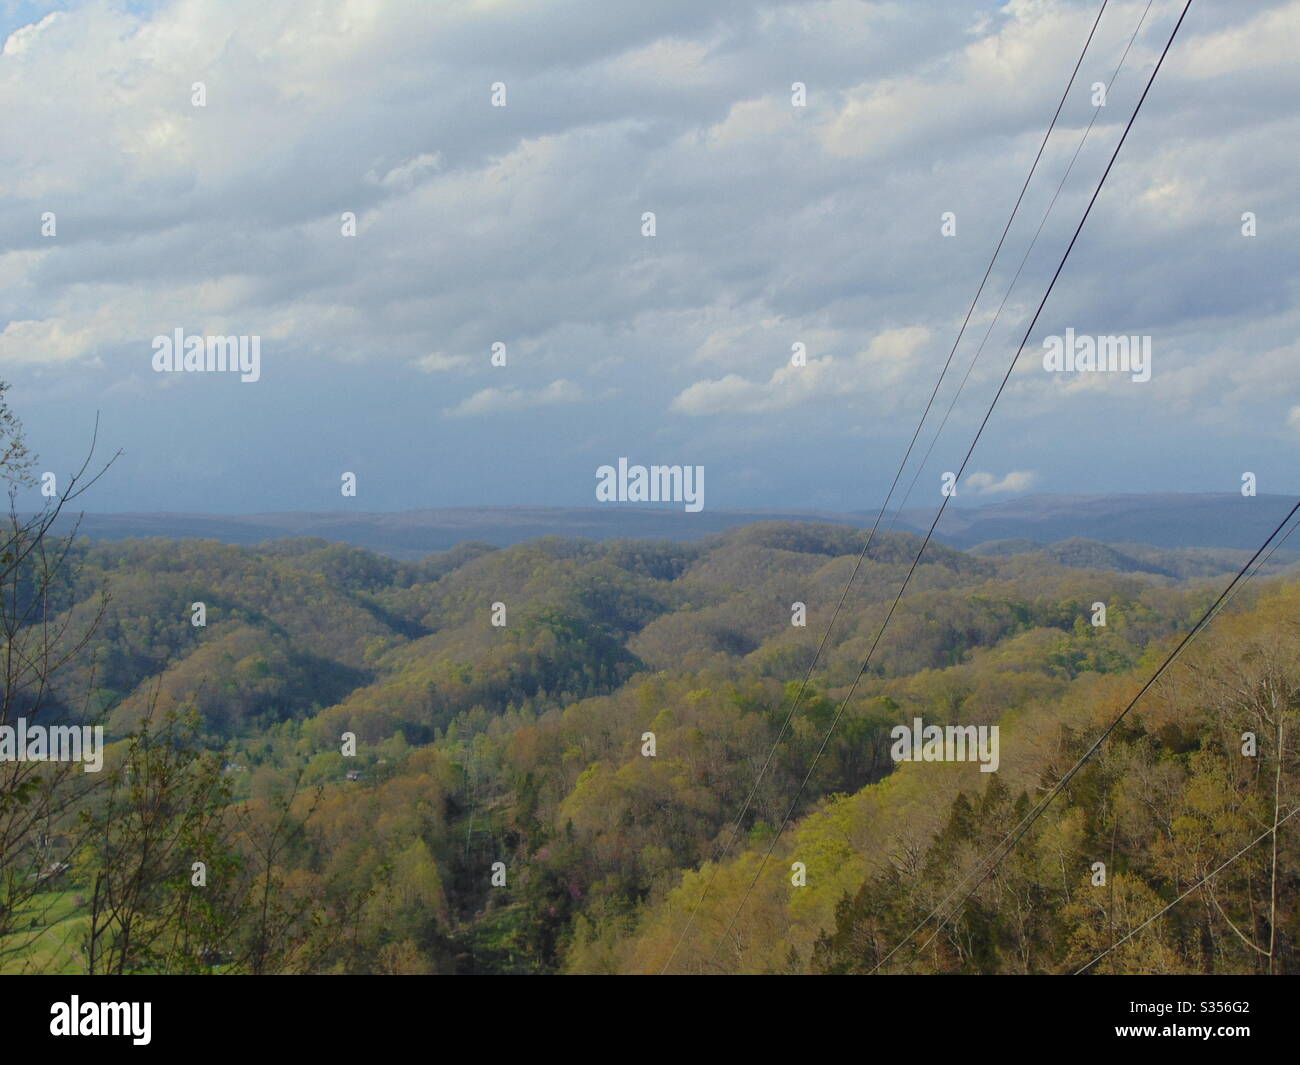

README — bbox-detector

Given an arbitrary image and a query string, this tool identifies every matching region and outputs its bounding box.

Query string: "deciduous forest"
[2,397,1295,973]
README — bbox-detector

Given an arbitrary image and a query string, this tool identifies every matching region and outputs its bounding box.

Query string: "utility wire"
[658,0,1112,975]
[876,494,1299,975]
[1073,509,1300,976]
[1075,805,1299,974]
[712,0,1194,969]
[887,0,1153,533]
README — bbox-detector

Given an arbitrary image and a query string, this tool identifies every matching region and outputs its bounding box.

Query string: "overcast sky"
[1,0,1296,513]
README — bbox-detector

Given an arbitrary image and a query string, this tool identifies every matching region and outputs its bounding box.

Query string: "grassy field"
[0,887,88,974]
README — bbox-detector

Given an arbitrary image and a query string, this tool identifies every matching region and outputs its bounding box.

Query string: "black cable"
[658,0,1113,974]
[892,492,1297,971]
[711,0,1194,969]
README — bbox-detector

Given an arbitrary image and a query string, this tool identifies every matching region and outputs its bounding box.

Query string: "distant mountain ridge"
[44,492,1297,560]
[909,492,1294,551]
[967,536,1299,580]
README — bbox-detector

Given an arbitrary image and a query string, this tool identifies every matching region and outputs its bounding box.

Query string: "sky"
[0,0,1296,513]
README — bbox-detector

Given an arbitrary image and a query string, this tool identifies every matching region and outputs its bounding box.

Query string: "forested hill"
[8,521,1299,974]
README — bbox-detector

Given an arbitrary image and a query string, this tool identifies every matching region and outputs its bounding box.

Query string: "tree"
[0,382,117,969]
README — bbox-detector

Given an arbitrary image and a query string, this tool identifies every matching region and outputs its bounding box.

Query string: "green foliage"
[9,516,1299,974]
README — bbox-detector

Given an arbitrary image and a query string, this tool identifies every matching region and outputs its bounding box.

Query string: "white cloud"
[671,357,838,415]
[0,317,95,364]
[964,470,1037,495]
[671,326,930,415]
[416,351,473,373]
[2,12,62,57]
[445,378,584,417]
[1,0,1296,509]
[366,152,443,191]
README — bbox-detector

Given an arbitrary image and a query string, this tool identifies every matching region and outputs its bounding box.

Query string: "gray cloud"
[1,0,1295,511]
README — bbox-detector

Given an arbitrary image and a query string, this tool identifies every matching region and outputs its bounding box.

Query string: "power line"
[657,0,1113,975]
[1072,509,1300,977]
[1075,805,1299,974]
[878,494,1298,974]
[886,0,1154,534]
[711,0,1194,969]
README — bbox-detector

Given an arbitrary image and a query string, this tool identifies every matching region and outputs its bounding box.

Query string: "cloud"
[366,152,444,192]
[671,357,837,415]
[671,326,930,415]
[1,0,1296,510]
[0,317,95,364]
[963,470,1037,496]
[444,378,584,417]
[416,351,473,373]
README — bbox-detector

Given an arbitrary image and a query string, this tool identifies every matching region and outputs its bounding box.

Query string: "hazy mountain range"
[42,493,1299,572]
